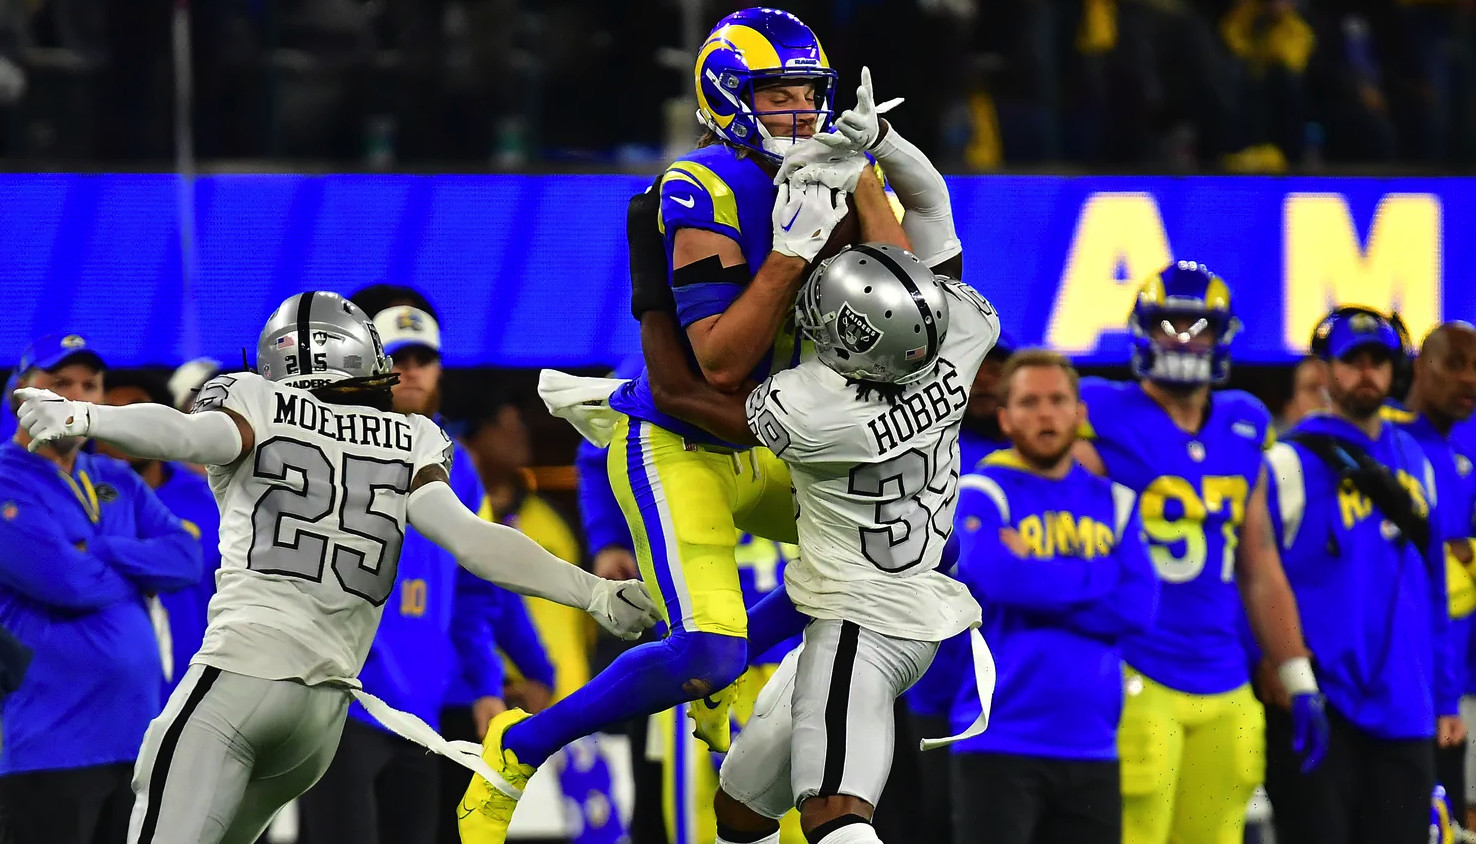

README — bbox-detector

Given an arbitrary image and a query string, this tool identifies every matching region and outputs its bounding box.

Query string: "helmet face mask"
[255,292,393,389]
[1129,261,1241,388]
[695,8,837,164]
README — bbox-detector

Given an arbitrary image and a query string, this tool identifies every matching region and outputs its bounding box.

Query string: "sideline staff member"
[0,333,201,844]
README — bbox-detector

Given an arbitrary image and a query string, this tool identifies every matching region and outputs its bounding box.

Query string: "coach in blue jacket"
[1263,310,1457,844]
[950,350,1159,844]
[0,334,201,844]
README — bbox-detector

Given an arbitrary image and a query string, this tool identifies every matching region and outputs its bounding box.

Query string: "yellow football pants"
[1119,666,1266,844]
[607,415,797,638]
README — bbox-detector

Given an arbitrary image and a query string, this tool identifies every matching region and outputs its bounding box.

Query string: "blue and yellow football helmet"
[694,7,837,164]
[1129,260,1242,386]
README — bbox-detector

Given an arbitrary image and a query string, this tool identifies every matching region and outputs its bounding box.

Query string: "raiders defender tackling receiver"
[13,292,659,844]
[647,240,1001,844]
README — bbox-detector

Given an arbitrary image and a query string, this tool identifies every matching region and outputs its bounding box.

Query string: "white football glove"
[828,66,904,155]
[587,578,662,641]
[775,136,869,193]
[774,135,860,187]
[772,181,851,262]
[13,387,93,452]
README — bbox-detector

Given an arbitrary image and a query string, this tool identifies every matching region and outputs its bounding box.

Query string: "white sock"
[812,819,882,844]
[716,833,780,844]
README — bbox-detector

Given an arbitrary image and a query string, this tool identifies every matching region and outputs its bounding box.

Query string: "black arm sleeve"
[629,176,675,320]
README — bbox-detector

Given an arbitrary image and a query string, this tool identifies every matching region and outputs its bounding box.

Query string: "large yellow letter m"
[1283,193,1442,350]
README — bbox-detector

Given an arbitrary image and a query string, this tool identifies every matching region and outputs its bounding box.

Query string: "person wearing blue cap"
[1261,308,1458,844]
[0,333,202,844]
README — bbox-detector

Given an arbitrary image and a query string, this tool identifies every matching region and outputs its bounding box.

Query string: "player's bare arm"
[681,173,852,393]
[1236,465,1312,673]
[643,309,757,446]
[679,227,808,393]
[852,165,910,251]
[404,472,661,641]
[14,387,254,465]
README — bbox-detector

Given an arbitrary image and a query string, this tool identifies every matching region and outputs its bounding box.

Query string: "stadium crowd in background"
[0,0,1473,171]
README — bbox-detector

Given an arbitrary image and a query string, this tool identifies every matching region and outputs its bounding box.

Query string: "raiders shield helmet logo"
[835,302,881,354]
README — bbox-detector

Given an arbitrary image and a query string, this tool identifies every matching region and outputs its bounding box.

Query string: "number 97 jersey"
[189,372,454,687]
[1078,378,1274,695]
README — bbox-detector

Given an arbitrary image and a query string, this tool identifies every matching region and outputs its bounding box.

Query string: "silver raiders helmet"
[255,291,391,388]
[797,243,950,385]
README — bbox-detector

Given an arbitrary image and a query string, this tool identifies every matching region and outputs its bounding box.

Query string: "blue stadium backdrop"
[2,174,1469,368]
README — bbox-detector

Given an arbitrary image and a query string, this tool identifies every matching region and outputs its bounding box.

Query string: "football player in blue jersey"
[1070,261,1328,844]
[458,9,935,842]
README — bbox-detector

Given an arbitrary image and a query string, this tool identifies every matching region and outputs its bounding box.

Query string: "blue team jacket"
[350,439,515,730]
[1389,408,1475,710]
[951,454,1159,759]
[1266,413,1454,739]
[904,428,1009,721]
[152,463,222,699]
[0,442,201,773]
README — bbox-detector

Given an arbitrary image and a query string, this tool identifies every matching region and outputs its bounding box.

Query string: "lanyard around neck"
[57,467,100,524]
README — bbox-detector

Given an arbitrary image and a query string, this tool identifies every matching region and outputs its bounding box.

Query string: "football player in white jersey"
[645,240,1001,844]
[13,291,659,844]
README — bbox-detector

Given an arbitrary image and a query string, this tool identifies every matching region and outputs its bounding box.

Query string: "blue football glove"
[1290,692,1330,772]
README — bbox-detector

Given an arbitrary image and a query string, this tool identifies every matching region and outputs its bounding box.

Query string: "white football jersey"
[746,279,1001,642]
[189,372,453,686]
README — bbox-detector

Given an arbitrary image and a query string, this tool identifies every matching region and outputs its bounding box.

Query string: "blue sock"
[503,630,746,767]
[745,586,807,665]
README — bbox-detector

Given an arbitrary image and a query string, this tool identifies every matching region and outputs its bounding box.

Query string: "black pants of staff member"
[298,717,439,844]
[949,752,1120,844]
[0,763,133,844]
[1437,741,1467,822]
[1264,702,1435,844]
[908,710,955,844]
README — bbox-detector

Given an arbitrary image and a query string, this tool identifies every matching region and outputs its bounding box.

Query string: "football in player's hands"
[811,192,860,266]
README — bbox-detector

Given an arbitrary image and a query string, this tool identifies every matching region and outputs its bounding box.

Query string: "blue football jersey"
[1079,377,1273,694]
[610,144,801,446]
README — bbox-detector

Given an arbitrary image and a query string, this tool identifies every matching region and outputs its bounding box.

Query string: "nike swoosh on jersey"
[770,387,788,414]
[701,696,723,710]
[672,194,696,208]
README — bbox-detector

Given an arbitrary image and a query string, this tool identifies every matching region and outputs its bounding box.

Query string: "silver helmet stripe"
[854,244,938,363]
[295,291,314,375]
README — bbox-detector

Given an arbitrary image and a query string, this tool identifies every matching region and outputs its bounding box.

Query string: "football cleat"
[458,709,537,844]
[688,676,743,753]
